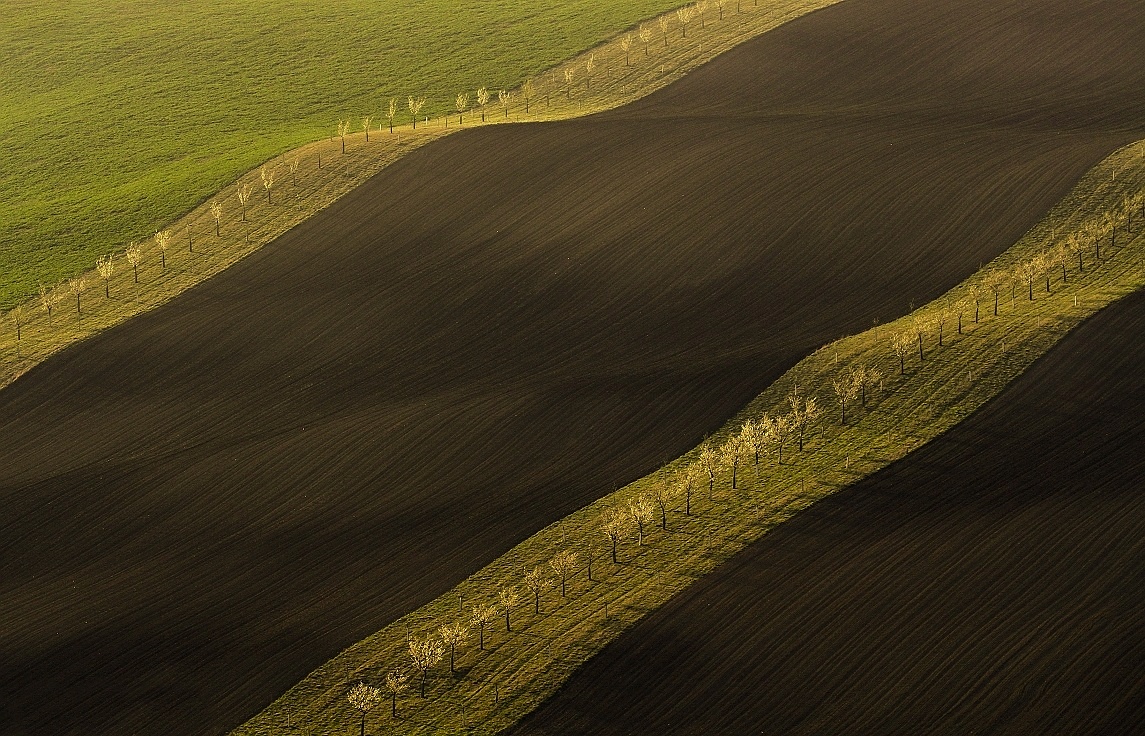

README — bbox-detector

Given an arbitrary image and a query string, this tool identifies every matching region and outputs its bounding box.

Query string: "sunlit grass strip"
[0,0,840,392]
[227,141,1145,735]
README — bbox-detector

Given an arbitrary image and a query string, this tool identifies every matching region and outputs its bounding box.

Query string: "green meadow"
[0,0,685,309]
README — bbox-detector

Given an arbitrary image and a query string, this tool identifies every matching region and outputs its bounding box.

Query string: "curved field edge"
[0,0,841,393]
[227,143,1145,734]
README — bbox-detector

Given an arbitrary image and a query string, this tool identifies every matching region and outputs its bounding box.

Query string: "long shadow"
[1,0,1144,733]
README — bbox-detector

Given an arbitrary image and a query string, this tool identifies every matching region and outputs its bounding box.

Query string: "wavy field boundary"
[227,139,1145,735]
[0,0,839,393]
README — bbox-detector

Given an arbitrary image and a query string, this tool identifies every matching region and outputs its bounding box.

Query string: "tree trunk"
[478,623,484,650]
[685,488,692,515]
[533,591,540,614]
[841,400,846,425]
[610,537,618,563]
[660,505,667,529]
[1028,279,1033,300]
[104,281,109,298]
[449,644,456,674]
[994,291,999,315]
[974,302,979,323]
[731,461,737,489]
[899,354,904,375]
[420,669,427,697]
[160,251,165,269]
[392,694,397,718]
[958,313,963,334]
[341,137,345,153]
[505,608,511,631]
[917,333,924,361]
[360,712,365,736]
[133,264,138,283]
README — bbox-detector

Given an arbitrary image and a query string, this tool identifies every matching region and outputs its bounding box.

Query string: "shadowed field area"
[510,278,1145,736]
[1,0,1144,734]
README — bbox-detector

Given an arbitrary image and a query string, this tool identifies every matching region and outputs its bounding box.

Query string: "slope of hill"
[510,274,1145,736]
[1,0,1143,734]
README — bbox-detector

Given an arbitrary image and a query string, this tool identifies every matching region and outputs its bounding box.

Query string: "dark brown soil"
[509,278,1145,736]
[1,0,1144,734]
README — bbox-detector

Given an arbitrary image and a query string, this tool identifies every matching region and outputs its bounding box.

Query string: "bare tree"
[695,0,708,29]
[522,79,535,114]
[260,165,276,204]
[455,92,469,124]
[584,54,596,92]
[470,603,497,650]
[658,14,670,46]
[984,269,1008,316]
[680,463,699,515]
[911,316,930,362]
[563,67,576,99]
[498,89,511,118]
[832,372,859,425]
[715,0,726,20]
[891,331,911,375]
[347,682,381,736]
[1055,243,1070,283]
[237,182,253,221]
[8,306,25,354]
[966,285,980,325]
[185,223,193,253]
[209,200,223,236]
[601,509,627,563]
[651,474,674,529]
[498,585,520,631]
[362,115,372,143]
[856,365,882,407]
[408,635,444,697]
[740,419,766,483]
[438,621,468,675]
[719,433,745,490]
[699,443,719,497]
[1068,233,1085,273]
[125,242,143,283]
[477,87,489,122]
[66,276,88,317]
[1016,258,1039,301]
[337,120,350,153]
[620,33,633,66]
[384,671,409,718]
[639,24,652,56]
[676,6,694,37]
[549,549,579,596]
[769,413,794,465]
[386,98,397,134]
[788,393,821,450]
[629,495,654,545]
[408,96,426,129]
[523,565,553,614]
[154,229,171,269]
[96,255,114,297]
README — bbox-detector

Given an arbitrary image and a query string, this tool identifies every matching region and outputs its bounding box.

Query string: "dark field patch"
[2,0,1144,733]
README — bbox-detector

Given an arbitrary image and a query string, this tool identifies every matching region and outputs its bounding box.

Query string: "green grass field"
[230,140,1145,736]
[0,0,695,310]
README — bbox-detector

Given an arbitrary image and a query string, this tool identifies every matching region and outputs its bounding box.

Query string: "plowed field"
[2,0,1143,733]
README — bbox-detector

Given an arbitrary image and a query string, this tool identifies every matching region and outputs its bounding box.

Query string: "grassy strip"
[0,0,840,392]
[227,145,1145,734]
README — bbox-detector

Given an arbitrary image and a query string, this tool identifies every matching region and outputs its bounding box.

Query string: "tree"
[477,87,489,122]
[680,463,699,515]
[470,603,497,650]
[125,242,143,283]
[209,200,223,236]
[1055,244,1070,283]
[984,269,1008,316]
[387,98,398,133]
[96,255,114,298]
[522,79,534,114]
[628,495,654,545]
[289,156,300,187]
[1016,258,1039,301]
[237,182,253,221]
[891,331,911,375]
[698,443,719,496]
[768,413,794,464]
[347,682,381,736]
[154,229,171,269]
[67,276,88,317]
[523,565,553,614]
[563,67,575,99]
[855,365,882,407]
[584,54,596,92]
[408,96,426,129]
[455,92,469,124]
[658,14,670,46]
[337,120,350,153]
[719,433,745,490]
[260,165,276,204]
[788,393,820,450]
[1068,233,1085,272]
[739,419,766,483]
[601,509,626,563]
[498,585,520,631]
[498,89,511,118]
[620,33,633,66]
[675,6,694,37]
[832,372,859,425]
[384,671,409,718]
[8,306,25,354]
[438,621,468,675]
[966,286,980,325]
[911,316,930,362]
[362,115,372,143]
[651,474,674,529]
[715,0,726,20]
[695,0,708,29]
[408,635,444,697]
[639,24,652,56]
[549,549,579,596]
